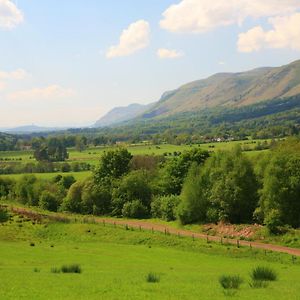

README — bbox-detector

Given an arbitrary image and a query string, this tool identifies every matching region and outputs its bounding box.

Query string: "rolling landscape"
[1,1,300,299]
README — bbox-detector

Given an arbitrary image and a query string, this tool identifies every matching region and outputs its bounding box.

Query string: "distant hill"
[141,59,300,119]
[3,125,66,134]
[94,103,153,127]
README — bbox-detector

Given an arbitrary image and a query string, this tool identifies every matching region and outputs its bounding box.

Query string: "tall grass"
[61,264,82,273]
[251,266,277,281]
[219,275,243,289]
[51,264,82,274]
[146,272,160,283]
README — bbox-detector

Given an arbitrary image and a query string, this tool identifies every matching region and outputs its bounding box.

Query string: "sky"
[1,0,300,128]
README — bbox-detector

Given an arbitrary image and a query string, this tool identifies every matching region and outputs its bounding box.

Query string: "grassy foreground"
[0,209,300,300]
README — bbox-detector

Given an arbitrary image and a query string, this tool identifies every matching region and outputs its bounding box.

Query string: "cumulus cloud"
[7,85,75,101]
[0,0,24,29]
[238,13,300,52]
[106,20,150,58]
[160,0,300,33]
[157,48,184,59]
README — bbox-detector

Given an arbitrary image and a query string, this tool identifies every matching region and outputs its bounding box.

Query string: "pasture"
[0,209,299,300]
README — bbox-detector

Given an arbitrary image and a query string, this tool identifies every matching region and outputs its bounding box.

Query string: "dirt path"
[97,218,300,257]
[8,206,300,257]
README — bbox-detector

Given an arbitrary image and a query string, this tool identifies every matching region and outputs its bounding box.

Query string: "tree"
[39,191,59,211]
[258,151,300,228]
[160,148,209,195]
[81,180,111,215]
[34,137,68,162]
[94,148,132,182]
[61,181,85,213]
[122,200,148,218]
[75,136,87,152]
[151,195,180,221]
[177,163,209,224]
[178,147,258,224]
[111,170,152,216]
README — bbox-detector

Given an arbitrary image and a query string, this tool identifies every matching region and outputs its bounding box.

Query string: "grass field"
[0,208,299,300]
[0,171,92,181]
[0,140,269,165]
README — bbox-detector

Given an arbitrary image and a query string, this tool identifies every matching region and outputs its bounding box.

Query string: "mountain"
[4,125,66,134]
[94,103,153,127]
[141,59,300,119]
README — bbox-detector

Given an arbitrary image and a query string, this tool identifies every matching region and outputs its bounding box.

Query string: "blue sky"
[1,0,300,127]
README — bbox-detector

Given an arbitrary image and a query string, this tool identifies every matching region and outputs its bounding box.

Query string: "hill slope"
[94,103,152,127]
[142,60,300,118]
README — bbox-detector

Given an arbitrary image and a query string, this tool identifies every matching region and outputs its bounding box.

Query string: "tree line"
[1,138,300,232]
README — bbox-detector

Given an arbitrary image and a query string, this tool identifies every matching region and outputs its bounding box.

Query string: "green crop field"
[0,209,299,300]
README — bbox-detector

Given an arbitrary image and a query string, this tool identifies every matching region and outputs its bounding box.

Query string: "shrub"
[264,209,282,234]
[0,207,9,223]
[146,272,160,283]
[251,266,277,281]
[122,200,148,219]
[151,195,180,221]
[39,191,59,212]
[219,275,243,289]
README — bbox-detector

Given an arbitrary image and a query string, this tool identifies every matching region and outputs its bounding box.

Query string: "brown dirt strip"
[97,218,300,257]
[8,205,300,257]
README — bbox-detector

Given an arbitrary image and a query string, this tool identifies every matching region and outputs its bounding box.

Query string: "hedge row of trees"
[0,161,91,175]
[1,138,300,231]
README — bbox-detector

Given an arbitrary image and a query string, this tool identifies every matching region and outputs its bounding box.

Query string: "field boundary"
[96,218,300,257]
[7,205,300,257]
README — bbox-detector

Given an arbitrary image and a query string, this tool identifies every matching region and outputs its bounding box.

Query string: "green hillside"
[142,60,300,119]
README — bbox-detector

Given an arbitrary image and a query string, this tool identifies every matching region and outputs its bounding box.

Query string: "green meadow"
[0,209,299,300]
[0,140,268,165]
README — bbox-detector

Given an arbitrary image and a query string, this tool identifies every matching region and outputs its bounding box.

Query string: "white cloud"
[157,48,184,59]
[0,68,29,80]
[0,0,24,29]
[0,81,6,90]
[106,20,150,58]
[238,13,300,52]
[0,68,29,92]
[160,0,300,33]
[7,85,75,101]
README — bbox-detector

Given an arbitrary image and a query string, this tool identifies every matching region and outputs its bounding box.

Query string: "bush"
[0,207,9,223]
[219,275,243,289]
[264,209,282,234]
[151,195,180,221]
[251,266,277,281]
[122,200,149,219]
[146,272,160,283]
[39,191,59,212]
